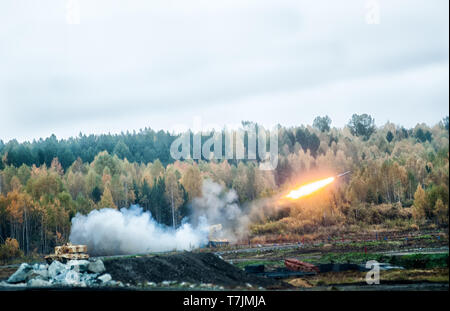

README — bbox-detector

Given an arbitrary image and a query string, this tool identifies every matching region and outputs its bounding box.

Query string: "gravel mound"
[103,252,288,289]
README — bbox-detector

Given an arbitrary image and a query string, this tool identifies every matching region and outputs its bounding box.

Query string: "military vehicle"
[207,224,229,248]
[44,243,89,263]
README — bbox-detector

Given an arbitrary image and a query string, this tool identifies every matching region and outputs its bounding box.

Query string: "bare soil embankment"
[103,252,289,289]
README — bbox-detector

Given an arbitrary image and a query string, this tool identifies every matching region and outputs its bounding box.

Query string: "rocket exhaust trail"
[284,171,351,200]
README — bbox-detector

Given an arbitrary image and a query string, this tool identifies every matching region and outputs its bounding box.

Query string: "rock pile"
[2,259,122,288]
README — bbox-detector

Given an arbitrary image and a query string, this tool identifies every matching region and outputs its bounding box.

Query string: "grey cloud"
[0,0,448,142]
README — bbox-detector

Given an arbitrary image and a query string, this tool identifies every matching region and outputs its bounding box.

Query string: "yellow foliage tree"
[435,199,448,225]
[181,165,202,200]
[0,237,23,263]
[412,184,427,221]
[99,187,117,209]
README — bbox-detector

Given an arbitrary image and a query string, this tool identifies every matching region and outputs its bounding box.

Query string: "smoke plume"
[69,179,275,255]
[69,205,209,256]
[190,180,250,242]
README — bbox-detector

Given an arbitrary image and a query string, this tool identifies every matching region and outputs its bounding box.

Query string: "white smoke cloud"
[191,180,241,224]
[69,205,209,256]
[69,179,260,255]
[190,180,249,242]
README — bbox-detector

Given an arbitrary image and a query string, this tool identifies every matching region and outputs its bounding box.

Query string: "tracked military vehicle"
[44,243,89,263]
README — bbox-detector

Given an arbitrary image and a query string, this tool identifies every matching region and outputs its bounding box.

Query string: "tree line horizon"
[1,114,447,170]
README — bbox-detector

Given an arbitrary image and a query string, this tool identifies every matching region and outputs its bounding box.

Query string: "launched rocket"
[337,171,351,178]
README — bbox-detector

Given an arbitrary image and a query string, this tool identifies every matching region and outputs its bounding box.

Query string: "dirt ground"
[0,266,19,281]
[307,283,449,291]
[1,229,447,291]
[286,268,449,287]
[215,229,449,291]
[217,229,449,261]
[103,252,290,289]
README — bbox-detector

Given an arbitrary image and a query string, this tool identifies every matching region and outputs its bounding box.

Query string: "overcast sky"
[0,0,448,142]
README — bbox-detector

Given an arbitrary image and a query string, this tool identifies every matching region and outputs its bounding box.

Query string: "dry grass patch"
[288,278,313,288]
[381,268,449,283]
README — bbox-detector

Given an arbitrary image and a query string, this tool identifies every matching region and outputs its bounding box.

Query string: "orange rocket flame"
[285,176,335,199]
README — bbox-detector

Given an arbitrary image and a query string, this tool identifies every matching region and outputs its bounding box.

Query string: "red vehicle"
[284,258,319,273]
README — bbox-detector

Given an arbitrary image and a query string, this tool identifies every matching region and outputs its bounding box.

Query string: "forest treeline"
[0,114,448,258]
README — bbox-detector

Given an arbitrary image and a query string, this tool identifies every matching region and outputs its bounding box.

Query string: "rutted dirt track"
[103,252,289,289]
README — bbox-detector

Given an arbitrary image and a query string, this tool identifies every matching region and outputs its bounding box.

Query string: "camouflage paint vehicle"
[45,243,89,263]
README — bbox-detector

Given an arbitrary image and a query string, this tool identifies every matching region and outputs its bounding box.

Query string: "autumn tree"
[386,131,394,143]
[150,159,164,179]
[93,151,120,176]
[50,157,64,176]
[165,168,185,228]
[181,165,202,200]
[348,114,376,140]
[412,184,428,221]
[149,177,170,225]
[113,140,132,160]
[0,238,23,263]
[313,115,332,132]
[435,199,448,225]
[442,116,449,131]
[99,187,117,209]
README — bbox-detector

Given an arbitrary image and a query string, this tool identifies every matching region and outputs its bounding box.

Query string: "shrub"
[390,253,449,269]
[0,238,24,263]
[250,221,287,235]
